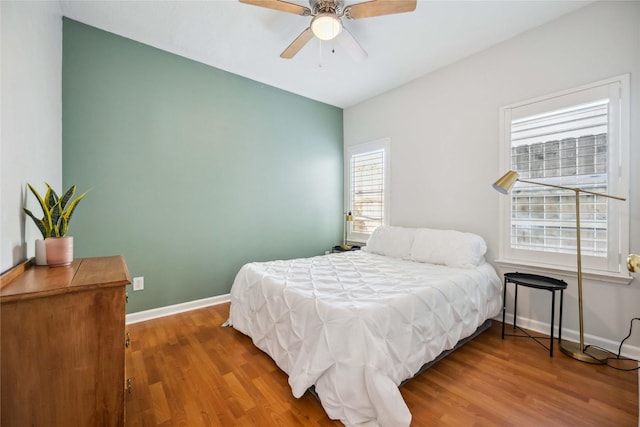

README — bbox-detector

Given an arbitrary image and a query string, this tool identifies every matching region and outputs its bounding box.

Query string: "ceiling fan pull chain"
[318,39,323,68]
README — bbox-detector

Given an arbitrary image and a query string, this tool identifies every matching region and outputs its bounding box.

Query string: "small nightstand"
[501,272,568,357]
[332,245,361,253]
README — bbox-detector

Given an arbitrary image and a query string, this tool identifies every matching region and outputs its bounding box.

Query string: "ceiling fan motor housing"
[310,0,344,15]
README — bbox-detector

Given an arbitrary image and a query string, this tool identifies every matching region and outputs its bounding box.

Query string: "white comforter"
[228,251,502,426]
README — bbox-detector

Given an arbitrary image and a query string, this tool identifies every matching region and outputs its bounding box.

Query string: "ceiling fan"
[239,0,417,60]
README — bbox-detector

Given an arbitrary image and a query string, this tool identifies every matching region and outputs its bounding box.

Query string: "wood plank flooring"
[125,303,638,426]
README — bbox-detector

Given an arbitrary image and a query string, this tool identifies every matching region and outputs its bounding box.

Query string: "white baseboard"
[498,313,640,361]
[126,293,231,325]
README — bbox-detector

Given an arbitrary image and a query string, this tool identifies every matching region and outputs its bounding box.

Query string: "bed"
[226,226,502,426]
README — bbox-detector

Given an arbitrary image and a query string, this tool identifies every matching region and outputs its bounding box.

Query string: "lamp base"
[559,340,608,364]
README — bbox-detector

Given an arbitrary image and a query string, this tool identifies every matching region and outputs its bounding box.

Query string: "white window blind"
[351,149,385,234]
[346,138,390,243]
[510,101,609,257]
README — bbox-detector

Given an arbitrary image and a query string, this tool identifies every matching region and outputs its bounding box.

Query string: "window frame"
[345,138,391,244]
[496,75,630,284]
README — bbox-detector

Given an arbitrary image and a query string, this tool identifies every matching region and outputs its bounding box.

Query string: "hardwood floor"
[125,303,638,426]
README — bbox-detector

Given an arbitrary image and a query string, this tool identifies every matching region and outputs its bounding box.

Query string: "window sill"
[493,259,633,286]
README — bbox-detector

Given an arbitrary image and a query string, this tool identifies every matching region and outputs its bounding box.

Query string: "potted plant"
[23,183,88,266]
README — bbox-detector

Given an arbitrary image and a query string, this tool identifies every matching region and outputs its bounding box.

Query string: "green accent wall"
[62,19,343,313]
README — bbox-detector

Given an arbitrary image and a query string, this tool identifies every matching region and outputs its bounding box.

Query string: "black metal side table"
[502,272,568,357]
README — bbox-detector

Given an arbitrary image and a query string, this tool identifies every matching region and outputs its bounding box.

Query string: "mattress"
[227,250,502,426]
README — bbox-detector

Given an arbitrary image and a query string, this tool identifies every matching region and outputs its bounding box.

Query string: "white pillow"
[409,228,487,268]
[363,225,416,259]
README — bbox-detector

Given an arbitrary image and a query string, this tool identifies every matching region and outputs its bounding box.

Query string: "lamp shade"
[628,254,640,273]
[492,170,519,194]
[311,13,342,40]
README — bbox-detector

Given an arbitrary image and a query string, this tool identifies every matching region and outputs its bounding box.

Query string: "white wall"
[345,1,640,354]
[1,1,63,272]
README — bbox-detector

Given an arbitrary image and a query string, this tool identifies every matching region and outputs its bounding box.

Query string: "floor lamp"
[493,170,626,364]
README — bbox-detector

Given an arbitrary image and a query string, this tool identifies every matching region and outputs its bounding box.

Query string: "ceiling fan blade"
[337,28,368,61]
[280,27,315,59]
[239,0,311,16]
[344,0,417,19]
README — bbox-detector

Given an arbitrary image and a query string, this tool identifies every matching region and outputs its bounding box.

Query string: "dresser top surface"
[0,256,131,302]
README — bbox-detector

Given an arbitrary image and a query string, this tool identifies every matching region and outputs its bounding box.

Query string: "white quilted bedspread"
[228,251,502,426]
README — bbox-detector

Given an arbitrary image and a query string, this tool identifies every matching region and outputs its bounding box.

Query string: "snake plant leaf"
[26,183,53,234]
[44,185,52,207]
[27,183,50,220]
[61,191,88,226]
[50,200,62,236]
[45,183,58,210]
[23,208,48,239]
[59,216,69,237]
[59,185,76,211]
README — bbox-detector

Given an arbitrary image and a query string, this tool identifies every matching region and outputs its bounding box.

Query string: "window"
[346,138,390,243]
[498,75,629,279]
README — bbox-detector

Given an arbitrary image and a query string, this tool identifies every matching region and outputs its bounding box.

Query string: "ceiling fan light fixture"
[311,13,342,40]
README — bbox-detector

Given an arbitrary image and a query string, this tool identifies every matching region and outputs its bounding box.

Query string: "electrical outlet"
[132,276,144,291]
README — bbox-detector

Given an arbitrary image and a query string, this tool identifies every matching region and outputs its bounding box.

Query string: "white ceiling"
[59,0,592,108]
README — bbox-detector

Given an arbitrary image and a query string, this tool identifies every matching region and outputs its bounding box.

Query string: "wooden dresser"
[0,256,131,427]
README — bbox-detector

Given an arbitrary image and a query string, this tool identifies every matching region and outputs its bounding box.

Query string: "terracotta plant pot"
[45,236,74,267]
